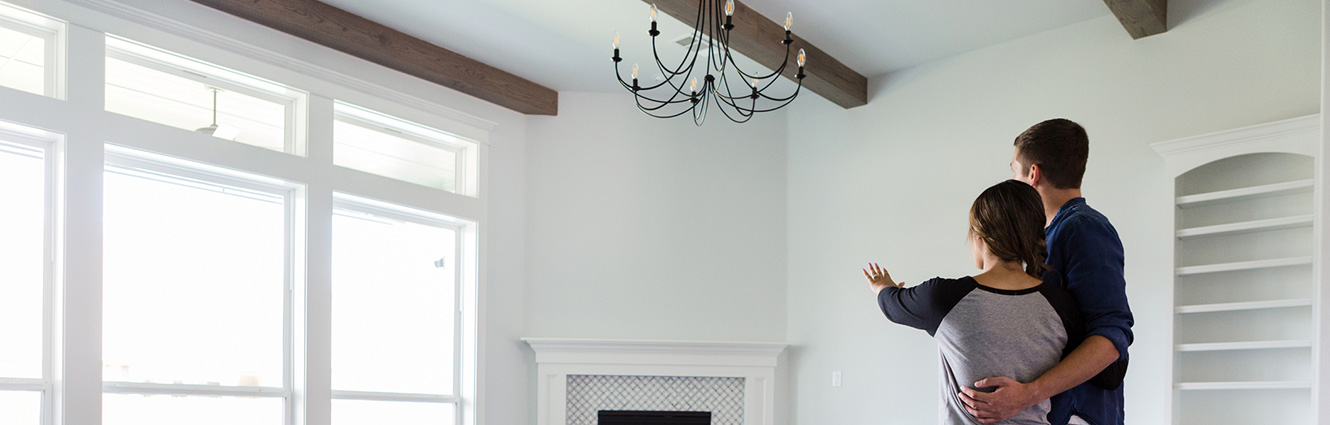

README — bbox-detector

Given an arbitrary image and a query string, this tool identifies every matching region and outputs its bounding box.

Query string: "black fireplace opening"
[598,410,711,425]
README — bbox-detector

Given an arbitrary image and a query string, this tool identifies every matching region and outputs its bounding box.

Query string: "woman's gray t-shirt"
[878,276,1084,425]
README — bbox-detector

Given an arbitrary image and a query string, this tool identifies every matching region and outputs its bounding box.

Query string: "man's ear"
[1027,164,1043,188]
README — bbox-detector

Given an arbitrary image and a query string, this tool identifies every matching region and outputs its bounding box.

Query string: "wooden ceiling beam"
[1103,0,1168,39]
[190,0,559,115]
[650,0,869,109]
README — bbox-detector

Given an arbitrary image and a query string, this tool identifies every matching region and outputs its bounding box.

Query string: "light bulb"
[650,4,657,23]
[797,49,806,67]
[690,78,698,94]
[784,12,792,31]
[725,0,735,17]
[632,64,639,80]
[752,78,759,88]
[613,32,620,49]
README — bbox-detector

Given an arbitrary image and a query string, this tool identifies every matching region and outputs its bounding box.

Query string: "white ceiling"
[318,0,1115,93]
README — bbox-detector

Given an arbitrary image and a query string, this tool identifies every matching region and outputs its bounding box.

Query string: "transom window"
[0,2,61,97]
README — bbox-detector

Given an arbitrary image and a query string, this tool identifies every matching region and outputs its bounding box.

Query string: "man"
[958,119,1133,425]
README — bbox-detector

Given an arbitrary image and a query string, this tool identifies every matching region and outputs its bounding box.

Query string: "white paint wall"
[524,92,789,343]
[783,0,1321,423]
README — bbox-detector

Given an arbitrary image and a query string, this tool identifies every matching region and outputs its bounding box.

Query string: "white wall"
[783,0,1321,423]
[524,92,789,343]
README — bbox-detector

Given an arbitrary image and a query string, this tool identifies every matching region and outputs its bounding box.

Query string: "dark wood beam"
[652,0,868,109]
[190,0,559,115]
[1103,0,1167,39]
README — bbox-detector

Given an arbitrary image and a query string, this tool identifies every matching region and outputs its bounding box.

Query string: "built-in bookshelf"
[1152,115,1320,425]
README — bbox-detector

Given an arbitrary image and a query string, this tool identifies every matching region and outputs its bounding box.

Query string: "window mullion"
[56,23,106,425]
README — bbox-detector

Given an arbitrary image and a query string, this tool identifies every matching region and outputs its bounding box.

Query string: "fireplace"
[599,411,711,425]
[524,338,787,425]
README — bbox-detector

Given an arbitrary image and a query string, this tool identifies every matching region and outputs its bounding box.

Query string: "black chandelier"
[613,1,806,125]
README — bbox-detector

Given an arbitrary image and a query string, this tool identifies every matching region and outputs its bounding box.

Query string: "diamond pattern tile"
[566,375,745,425]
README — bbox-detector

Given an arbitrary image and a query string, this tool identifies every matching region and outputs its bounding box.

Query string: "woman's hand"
[863,262,903,295]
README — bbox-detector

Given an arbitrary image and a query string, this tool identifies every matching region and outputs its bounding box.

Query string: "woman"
[865,180,1083,425]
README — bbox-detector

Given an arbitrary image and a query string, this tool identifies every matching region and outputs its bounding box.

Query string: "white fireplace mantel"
[523,338,788,425]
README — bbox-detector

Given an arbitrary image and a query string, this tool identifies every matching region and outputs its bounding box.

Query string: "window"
[332,196,462,424]
[0,129,52,425]
[102,151,294,424]
[0,3,60,97]
[104,36,305,153]
[0,1,487,424]
[334,102,476,195]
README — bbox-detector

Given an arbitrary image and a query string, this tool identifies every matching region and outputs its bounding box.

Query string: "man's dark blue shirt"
[1045,197,1133,425]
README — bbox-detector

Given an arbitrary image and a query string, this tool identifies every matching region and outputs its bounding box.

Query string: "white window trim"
[0,2,65,98]
[331,193,473,425]
[105,37,308,155]
[0,128,58,425]
[101,148,303,424]
[0,0,489,424]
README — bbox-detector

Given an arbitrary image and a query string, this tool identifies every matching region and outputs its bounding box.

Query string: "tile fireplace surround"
[523,339,788,425]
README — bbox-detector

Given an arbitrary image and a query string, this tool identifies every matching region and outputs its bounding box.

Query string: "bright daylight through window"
[0,2,58,97]
[102,157,290,424]
[334,102,473,195]
[104,36,303,153]
[0,138,48,425]
[0,1,483,424]
[332,199,460,424]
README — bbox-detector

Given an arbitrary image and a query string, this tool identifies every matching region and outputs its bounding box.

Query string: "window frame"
[0,3,64,98]
[329,193,467,425]
[104,36,308,155]
[0,1,490,424]
[332,102,474,196]
[99,147,303,424]
[0,123,58,425]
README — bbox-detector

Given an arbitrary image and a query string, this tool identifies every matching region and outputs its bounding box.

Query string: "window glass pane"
[333,103,471,194]
[0,143,44,379]
[0,24,43,96]
[333,399,455,425]
[104,393,283,425]
[103,167,285,387]
[0,391,41,425]
[105,49,288,151]
[333,209,456,395]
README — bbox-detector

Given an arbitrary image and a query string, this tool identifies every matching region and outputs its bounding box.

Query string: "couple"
[865,119,1133,425]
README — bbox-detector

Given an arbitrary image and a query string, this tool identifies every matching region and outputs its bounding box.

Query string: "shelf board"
[1176,257,1313,276]
[1176,179,1315,209]
[1175,215,1314,239]
[1176,298,1312,314]
[1175,381,1311,390]
[1176,340,1313,352]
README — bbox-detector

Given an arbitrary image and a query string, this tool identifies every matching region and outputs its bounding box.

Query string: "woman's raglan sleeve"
[877,278,974,336]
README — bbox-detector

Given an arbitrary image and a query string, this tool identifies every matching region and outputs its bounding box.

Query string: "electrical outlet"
[831,371,842,387]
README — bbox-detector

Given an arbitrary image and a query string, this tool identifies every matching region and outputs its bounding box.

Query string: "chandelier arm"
[637,101,697,119]
[633,90,697,111]
[722,38,792,81]
[756,79,803,102]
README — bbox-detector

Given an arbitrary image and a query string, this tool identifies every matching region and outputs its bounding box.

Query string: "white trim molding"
[1150,114,1320,177]
[523,338,787,425]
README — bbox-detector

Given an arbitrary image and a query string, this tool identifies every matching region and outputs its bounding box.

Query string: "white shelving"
[1152,118,1321,425]
[1175,179,1314,209]
[1175,381,1312,391]
[1175,257,1312,276]
[1175,215,1314,239]
[1176,340,1312,352]
[1174,298,1313,314]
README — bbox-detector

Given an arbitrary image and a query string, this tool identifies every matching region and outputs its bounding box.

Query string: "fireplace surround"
[524,339,788,425]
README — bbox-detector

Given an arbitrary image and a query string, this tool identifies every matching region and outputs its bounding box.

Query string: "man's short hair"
[1013,118,1089,190]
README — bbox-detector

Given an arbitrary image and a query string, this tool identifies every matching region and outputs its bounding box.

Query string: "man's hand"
[863,262,903,294]
[958,377,1040,424]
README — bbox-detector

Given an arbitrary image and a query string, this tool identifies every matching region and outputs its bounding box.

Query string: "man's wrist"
[1024,379,1053,407]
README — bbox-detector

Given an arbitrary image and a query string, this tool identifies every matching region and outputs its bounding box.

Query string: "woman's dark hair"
[969,180,1050,278]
